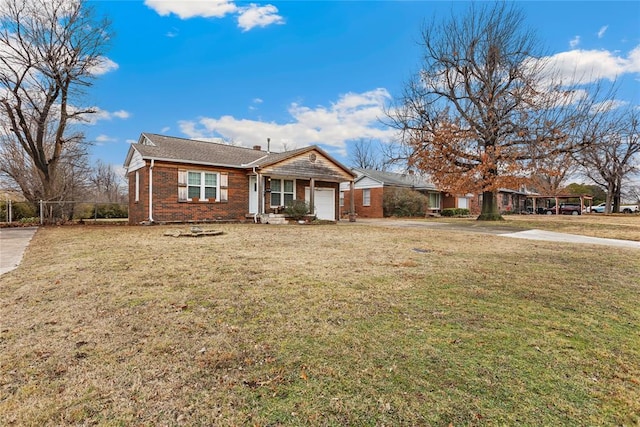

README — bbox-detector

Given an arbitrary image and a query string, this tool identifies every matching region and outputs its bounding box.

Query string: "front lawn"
[1,223,638,425]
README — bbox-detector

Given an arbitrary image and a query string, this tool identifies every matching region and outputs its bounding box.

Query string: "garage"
[304,187,335,220]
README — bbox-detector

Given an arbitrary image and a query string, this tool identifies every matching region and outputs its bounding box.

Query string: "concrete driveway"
[0,227,38,276]
[351,218,640,249]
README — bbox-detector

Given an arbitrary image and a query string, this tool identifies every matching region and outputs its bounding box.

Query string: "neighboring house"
[123,133,356,224]
[340,168,442,218]
[470,187,537,215]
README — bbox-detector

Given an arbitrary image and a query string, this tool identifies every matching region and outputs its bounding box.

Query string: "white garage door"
[304,187,335,220]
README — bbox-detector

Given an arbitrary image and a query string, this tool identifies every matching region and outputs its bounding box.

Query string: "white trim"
[269,178,296,207]
[135,171,140,202]
[187,170,221,202]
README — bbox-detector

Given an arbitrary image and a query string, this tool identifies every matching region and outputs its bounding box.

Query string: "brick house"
[123,133,356,224]
[339,168,443,218]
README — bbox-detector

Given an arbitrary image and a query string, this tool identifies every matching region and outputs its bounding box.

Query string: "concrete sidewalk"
[500,229,640,249]
[0,227,38,276]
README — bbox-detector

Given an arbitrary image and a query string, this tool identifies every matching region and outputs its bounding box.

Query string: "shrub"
[284,200,310,220]
[383,188,429,217]
[441,208,470,217]
[0,201,37,222]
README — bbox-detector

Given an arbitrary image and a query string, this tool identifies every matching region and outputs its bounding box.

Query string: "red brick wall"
[341,187,384,218]
[128,161,250,224]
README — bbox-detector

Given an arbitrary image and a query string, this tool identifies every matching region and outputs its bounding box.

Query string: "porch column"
[309,178,315,217]
[349,180,356,222]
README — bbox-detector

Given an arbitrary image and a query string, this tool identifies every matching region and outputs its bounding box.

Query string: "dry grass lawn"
[1,220,639,425]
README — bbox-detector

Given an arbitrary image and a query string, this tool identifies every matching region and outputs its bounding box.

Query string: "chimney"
[253,145,261,151]
[267,137,271,153]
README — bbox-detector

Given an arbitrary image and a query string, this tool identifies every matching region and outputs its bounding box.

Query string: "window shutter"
[219,172,228,202]
[178,186,187,201]
[178,169,187,186]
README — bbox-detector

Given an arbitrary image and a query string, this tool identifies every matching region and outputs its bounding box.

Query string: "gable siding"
[261,151,353,182]
[355,176,383,189]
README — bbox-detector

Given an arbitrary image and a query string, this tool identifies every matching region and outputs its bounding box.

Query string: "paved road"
[0,227,38,276]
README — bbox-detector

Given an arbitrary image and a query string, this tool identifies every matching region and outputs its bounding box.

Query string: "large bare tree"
[575,109,640,213]
[387,2,603,220]
[0,0,111,204]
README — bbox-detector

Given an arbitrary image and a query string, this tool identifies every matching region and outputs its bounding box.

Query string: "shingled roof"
[354,168,437,190]
[129,133,269,168]
[125,134,354,178]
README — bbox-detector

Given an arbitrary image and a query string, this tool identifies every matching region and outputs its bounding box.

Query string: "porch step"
[259,213,289,225]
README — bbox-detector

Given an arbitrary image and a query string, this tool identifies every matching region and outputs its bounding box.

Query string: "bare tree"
[89,160,126,203]
[575,109,640,213]
[348,138,388,170]
[387,2,604,220]
[0,0,111,204]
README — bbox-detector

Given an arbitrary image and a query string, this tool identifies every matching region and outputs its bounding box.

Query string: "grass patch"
[1,223,639,425]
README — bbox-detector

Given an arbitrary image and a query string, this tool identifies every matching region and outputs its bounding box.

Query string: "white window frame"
[188,171,220,201]
[270,178,295,207]
[428,192,440,210]
[178,170,228,202]
[339,191,344,207]
[134,170,140,202]
[362,189,371,207]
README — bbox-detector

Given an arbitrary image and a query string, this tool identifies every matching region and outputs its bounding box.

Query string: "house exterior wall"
[341,187,384,218]
[128,161,250,224]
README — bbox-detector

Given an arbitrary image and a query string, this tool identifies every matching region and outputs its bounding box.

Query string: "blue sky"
[83,1,640,171]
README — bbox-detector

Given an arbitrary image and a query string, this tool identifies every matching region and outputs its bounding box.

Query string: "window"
[363,189,371,206]
[339,191,344,207]
[428,192,440,209]
[134,171,140,202]
[270,179,294,207]
[188,171,218,201]
[178,169,228,202]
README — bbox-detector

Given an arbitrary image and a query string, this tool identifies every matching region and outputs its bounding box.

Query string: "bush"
[441,208,470,217]
[0,201,37,222]
[284,200,310,220]
[383,188,429,217]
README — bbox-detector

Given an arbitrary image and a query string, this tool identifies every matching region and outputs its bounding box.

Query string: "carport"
[527,194,593,214]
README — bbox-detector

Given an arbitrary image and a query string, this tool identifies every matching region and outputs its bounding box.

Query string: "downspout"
[148,159,154,223]
[252,166,260,223]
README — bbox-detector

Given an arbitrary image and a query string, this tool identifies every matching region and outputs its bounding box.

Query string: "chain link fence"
[1,200,128,225]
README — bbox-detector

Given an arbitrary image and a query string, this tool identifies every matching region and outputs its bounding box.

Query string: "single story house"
[339,168,444,218]
[123,133,356,224]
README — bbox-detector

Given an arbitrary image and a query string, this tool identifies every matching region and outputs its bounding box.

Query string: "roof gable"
[353,168,436,190]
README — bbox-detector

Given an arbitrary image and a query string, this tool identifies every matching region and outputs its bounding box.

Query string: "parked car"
[584,202,639,213]
[584,202,606,213]
[544,203,582,215]
[621,203,640,213]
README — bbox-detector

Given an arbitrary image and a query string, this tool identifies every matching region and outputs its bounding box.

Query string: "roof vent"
[253,145,262,151]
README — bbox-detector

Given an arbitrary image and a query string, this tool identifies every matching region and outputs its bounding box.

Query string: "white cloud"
[144,0,283,32]
[597,25,608,39]
[589,99,629,114]
[94,134,116,145]
[543,45,640,84]
[178,89,396,153]
[161,126,171,133]
[88,56,119,75]
[79,108,132,125]
[237,4,284,32]
[569,36,580,49]
[144,0,237,19]
[112,110,130,119]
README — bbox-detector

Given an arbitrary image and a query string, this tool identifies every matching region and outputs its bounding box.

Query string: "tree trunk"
[478,190,503,221]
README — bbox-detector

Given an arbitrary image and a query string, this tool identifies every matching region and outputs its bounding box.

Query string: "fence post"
[8,199,12,223]
[40,200,44,225]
